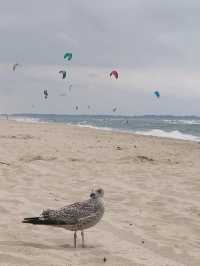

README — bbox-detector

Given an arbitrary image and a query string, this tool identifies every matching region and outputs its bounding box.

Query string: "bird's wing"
[42,199,97,225]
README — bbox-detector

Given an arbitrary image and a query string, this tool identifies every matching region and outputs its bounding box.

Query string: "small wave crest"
[10,116,42,123]
[135,129,200,141]
[76,123,113,131]
[164,119,200,125]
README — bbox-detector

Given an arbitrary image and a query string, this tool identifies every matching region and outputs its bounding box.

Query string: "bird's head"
[90,188,104,199]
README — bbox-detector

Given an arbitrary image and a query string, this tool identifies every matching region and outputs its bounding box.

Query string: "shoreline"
[3,116,200,144]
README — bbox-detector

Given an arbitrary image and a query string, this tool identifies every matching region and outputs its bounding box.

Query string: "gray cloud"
[0,0,200,115]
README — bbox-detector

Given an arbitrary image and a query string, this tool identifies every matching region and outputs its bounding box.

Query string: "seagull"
[22,188,104,248]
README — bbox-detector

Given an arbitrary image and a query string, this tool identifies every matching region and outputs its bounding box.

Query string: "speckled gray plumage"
[41,197,104,231]
[23,189,104,232]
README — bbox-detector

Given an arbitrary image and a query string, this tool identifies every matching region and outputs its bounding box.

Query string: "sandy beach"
[0,120,199,266]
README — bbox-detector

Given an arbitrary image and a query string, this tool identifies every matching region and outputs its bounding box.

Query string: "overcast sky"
[0,0,200,115]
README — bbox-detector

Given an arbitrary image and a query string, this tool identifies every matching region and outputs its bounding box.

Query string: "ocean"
[6,114,200,142]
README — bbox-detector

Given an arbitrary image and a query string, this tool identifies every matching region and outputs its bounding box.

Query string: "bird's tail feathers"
[22,217,45,224]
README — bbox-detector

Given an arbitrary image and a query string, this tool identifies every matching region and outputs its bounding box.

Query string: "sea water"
[7,114,200,142]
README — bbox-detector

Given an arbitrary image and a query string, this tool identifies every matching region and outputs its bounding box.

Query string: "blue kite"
[154,91,160,98]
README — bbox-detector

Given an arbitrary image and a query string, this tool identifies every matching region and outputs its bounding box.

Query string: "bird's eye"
[97,189,102,194]
[90,193,96,198]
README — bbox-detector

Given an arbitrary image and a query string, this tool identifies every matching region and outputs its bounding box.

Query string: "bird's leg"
[74,231,77,248]
[81,230,85,248]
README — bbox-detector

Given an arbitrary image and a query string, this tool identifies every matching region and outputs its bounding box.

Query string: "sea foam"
[135,129,200,141]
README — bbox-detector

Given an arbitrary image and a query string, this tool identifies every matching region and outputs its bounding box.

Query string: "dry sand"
[0,120,200,266]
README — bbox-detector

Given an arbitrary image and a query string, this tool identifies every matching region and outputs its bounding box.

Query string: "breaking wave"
[135,129,200,141]
[164,119,200,125]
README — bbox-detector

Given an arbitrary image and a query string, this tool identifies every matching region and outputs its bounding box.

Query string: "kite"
[13,63,19,71]
[64,53,72,61]
[110,70,118,79]
[59,70,67,79]
[154,91,160,98]
[44,90,48,99]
